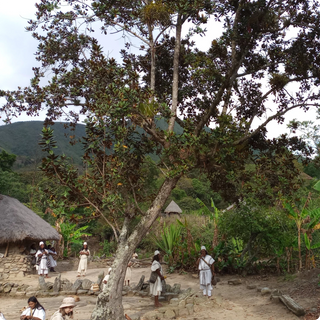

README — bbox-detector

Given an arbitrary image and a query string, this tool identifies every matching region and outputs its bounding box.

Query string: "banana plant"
[284,195,311,271]
[302,207,320,269]
[196,197,220,247]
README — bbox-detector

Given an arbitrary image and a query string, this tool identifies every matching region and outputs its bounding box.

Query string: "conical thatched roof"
[0,194,60,244]
[164,200,182,214]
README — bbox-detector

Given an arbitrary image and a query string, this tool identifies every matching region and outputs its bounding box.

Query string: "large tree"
[2,0,320,319]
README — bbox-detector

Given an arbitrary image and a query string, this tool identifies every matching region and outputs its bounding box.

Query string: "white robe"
[150,260,162,296]
[36,250,49,275]
[199,254,215,290]
[48,250,57,268]
[21,307,45,320]
[77,249,90,274]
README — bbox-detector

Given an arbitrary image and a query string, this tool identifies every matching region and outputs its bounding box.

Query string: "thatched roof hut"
[0,194,60,245]
[164,200,182,215]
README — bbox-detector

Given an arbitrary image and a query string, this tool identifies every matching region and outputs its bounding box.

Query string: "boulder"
[53,274,61,292]
[228,279,242,285]
[72,279,82,291]
[279,295,305,316]
[172,284,181,294]
[3,283,13,293]
[177,308,188,317]
[169,298,179,306]
[96,271,104,287]
[178,300,186,308]
[82,279,93,290]
[186,304,194,315]
[38,276,47,291]
[261,287,272,296]
[62,282,73,291]
[164,309,175,319]
[246,284,257,290]
[46,282,54,291]
[133,275,145,291]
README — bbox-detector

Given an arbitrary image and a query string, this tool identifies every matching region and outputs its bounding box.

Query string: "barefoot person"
[50,297,76,320]
[20,296,45,320]
[125,254,135,286]
[150,250,164,308]
[77,242,90,277]
[196,245,215,298]
[36,242,50,278]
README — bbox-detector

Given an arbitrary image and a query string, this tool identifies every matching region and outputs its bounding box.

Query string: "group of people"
[150,245,215,307]
[19,296,76,320]
[30,242,58,277]
[25,242,214,311]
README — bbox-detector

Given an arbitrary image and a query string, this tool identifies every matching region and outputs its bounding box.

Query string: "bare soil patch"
[1,262,320,320]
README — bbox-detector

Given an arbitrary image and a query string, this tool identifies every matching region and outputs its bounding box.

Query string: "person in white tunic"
[103,267,112,291]
[196,245,215,297]
[50,297,76,320]
[36,242,50,278]
[125,252,137,286]
[77,242,90,277]
[20,296,45,320]
[47,245,57,272]
[150,250,164,307]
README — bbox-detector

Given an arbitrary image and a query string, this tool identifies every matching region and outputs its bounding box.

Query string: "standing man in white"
[36,242,49,278]
[197,245,215,298]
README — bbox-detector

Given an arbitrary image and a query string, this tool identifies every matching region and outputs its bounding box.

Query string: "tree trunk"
[168,14,182,133]
[91,176,180,320]
[298,227,302,271]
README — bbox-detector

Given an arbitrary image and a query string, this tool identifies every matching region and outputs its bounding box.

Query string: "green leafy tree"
[2,0,320,319]
[60,222,92,257]
[0,150,16,172]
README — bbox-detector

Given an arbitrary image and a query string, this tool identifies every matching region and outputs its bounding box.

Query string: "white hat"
[59,297,76,309]
[39,241,44,246]
[154,250,160,256]
[201,246,206,251]
[83,242,87,245]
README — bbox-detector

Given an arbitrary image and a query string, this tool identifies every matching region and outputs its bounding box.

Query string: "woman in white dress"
[103,267,112,291]
[20,296,45,320]
[149,250,164,307]
[196,245,215,298]
[50,297,76,320]
[77,242,90,277]
[36,242,50,278]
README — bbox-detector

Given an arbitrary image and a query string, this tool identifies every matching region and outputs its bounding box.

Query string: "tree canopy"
[2,0,320,319]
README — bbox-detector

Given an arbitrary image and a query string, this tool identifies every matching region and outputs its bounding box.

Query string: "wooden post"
[4,242,9,257]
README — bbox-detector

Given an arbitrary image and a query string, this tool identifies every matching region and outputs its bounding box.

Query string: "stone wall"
[0,242,34,280]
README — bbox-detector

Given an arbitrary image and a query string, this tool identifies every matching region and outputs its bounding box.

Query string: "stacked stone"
[0,254,33,280]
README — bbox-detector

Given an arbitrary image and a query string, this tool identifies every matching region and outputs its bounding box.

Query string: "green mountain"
[0,121,86,169]
[0,119,183,170]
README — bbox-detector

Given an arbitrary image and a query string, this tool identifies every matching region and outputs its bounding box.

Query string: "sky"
[0,0,319,141]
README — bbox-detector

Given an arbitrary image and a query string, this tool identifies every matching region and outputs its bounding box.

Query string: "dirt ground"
[1,262,320,320]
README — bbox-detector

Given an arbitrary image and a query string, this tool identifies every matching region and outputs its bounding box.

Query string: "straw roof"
[0,194,60,244]
[164,200,182,214]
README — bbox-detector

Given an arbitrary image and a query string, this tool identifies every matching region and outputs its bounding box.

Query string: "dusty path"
[0,266,306,320]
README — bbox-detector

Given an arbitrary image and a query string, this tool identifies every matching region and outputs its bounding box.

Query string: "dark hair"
[152,254,160,262]
[81,244,89,251]
[28,296,45,311]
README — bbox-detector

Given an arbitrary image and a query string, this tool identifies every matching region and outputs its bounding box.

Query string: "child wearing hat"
[50,297,76,320]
